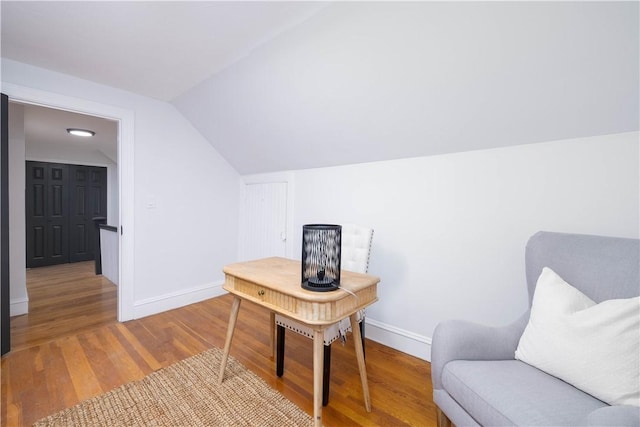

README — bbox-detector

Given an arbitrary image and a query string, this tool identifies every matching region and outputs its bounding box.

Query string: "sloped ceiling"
[1,1,329,101]
[2,2,638,175]
[173,2,639,174]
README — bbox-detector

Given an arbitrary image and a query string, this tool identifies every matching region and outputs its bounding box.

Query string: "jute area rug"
[33,347,313,426]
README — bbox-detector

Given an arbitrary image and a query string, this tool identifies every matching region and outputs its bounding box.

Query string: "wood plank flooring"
[10,262,117,352]
[2,262,436,426]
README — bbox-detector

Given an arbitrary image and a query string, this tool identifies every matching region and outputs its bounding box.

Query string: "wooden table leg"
[350,313,371,412]
[270,311,276,359]
[313,329,324,427]
[218,296,242,385]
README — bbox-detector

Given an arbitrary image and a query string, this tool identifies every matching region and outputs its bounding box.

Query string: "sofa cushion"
[515,267,640,406]
[586,406,640,427]
[442,360,607,426]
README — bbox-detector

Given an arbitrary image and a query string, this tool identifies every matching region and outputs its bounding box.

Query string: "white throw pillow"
[515,267,640,407]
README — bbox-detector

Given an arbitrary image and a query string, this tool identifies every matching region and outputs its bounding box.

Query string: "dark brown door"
[26,161,70,267]
[69,165,107,262]
[1,93,10,355]
[26,161,107,268]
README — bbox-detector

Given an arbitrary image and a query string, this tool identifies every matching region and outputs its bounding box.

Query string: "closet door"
[239,182,288,261]
[26,161,70,267]
[1,93,9,355]
[69,165,107,262]
[27,162,108,267]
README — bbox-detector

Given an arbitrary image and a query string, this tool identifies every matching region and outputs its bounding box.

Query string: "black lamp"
[301,224,341,292]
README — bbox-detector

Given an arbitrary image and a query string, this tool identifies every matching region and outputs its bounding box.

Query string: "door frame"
[2,83,135,322]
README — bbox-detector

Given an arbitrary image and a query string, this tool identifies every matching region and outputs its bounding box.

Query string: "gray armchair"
[432,231,640,426]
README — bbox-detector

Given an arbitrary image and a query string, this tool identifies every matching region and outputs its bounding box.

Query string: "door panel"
[69,164,88,262]
[32,226,45,258]
[49,163,70,265]
[51,225,65,258]
[33,183,45,216]
[69,165,107,262]
[27,161,54,267]
[2,92,10,355]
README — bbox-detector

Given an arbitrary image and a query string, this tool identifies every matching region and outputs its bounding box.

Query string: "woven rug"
[33,347,313,426]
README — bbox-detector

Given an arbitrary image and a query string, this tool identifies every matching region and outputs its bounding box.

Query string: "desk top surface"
[223,257,380,303]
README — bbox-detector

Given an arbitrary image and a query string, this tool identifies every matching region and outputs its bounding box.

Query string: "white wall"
[3,57,637,362]
[8,103,27,316]
[24,142,119,225]
[251,132,639,360]
[2,59,241,319]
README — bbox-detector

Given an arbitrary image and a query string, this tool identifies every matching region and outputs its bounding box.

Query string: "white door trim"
[3,83,135,321]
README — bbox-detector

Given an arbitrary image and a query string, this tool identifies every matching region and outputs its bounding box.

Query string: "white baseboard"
[10,297,29,317]
[133,281,226,319]
[365,317,431,362]
[130,283,432,361]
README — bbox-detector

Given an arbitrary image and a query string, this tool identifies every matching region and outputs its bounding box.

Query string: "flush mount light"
[67,128,95,137]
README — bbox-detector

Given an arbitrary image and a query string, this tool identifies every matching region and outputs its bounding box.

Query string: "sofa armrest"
[587,406,640,427]
[431,312,529,390]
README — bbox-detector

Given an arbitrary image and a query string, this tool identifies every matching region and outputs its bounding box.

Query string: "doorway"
[6,99,122,352]
[3,83,135,343]
[239,182,288,260]
[239,175,294,261]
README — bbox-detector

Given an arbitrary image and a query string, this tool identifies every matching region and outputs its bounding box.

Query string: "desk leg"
[218,296,242,385]
[350,313,372,412]
[270,311,276,359]
[313,329,324,427]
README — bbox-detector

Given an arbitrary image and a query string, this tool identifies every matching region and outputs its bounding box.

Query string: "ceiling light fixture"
[67,128,95,137]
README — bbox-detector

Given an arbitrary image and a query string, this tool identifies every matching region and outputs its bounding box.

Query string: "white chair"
[275,224,374,406]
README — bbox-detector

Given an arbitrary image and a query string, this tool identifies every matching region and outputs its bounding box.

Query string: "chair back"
[525,231,639,305]
[341,224,374,274]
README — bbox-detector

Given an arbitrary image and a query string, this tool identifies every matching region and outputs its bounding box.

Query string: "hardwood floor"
[10,261,117,352]
[2,262,436,426]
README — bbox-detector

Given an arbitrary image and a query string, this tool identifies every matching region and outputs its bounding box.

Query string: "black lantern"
[301,224,341,292]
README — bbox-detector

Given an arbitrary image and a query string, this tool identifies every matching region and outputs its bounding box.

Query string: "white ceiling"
[1,1,327,169]
[16,103,119,164]
[1,1,328,101]
[2,2,638,174]
[173,1,640,173]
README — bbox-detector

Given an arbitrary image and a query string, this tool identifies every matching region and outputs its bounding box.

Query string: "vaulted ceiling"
[2,1,638,174]
[2,1,328,101]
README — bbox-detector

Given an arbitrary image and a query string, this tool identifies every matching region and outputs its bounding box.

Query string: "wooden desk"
[217,257,380,427]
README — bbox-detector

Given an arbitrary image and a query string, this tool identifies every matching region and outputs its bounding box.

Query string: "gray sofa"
[432,231,640,426]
